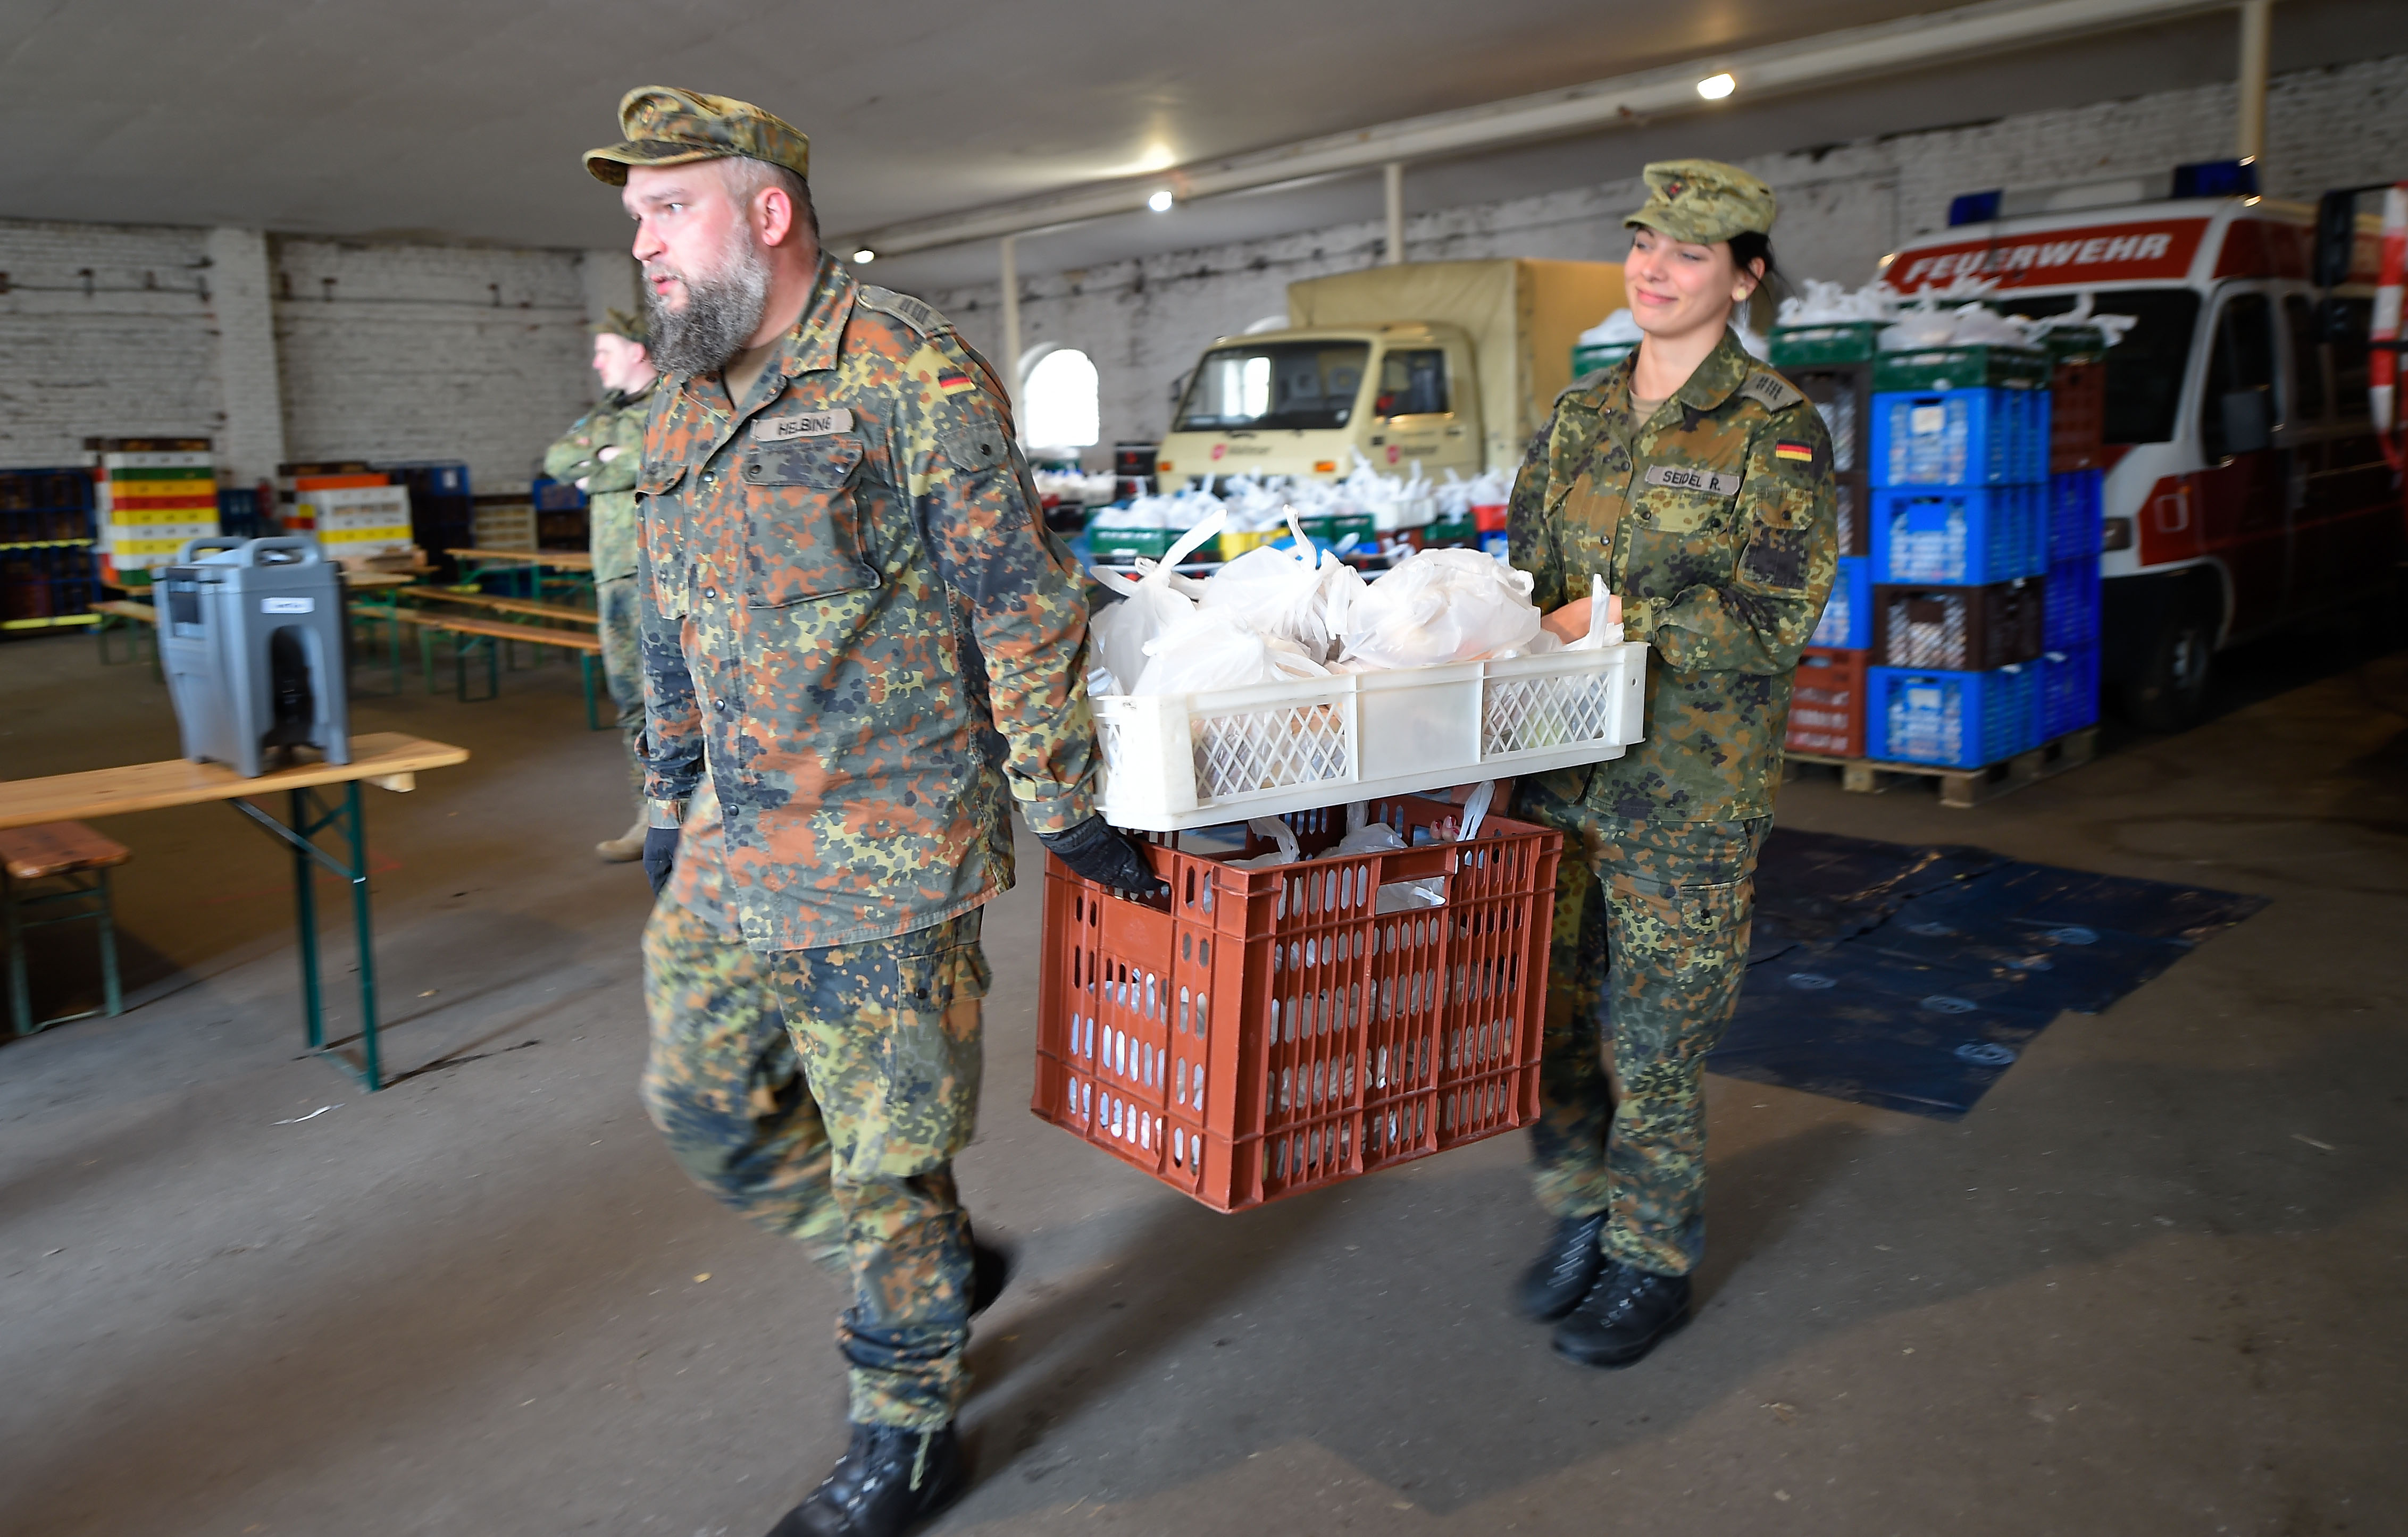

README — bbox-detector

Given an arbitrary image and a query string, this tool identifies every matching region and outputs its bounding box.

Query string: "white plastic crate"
[1093,642,1647,830]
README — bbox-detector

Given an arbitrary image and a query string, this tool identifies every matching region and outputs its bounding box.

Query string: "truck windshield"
[1993,289,2201,443]
[1176,342,1370,431]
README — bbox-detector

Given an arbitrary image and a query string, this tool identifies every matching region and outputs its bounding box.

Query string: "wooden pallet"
[1785,726,2098,809]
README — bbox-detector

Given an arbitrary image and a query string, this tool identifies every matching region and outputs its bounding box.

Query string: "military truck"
[1157,259,1625,489]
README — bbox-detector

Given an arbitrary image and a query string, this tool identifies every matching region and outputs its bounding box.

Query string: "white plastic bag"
[1561,574,1627,651]
[1227,816,1302,870]
[1088,511,1224,694]
[1337,548,1543,670]
[1130,608,1330,695]
[1199,512,1364,659]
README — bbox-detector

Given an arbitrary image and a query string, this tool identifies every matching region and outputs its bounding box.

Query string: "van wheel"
[2120,600,2215,732]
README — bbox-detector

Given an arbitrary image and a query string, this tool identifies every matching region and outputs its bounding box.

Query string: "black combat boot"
[765,1422,966,1537]
[1516,1211,1608,1321]
[1551,1259,1691,1368]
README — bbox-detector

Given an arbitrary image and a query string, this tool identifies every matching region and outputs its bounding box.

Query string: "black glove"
[1038,815,1169,896]
[642,826,680,896]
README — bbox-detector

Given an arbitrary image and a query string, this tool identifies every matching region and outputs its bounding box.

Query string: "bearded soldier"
[586,87,1163,1537]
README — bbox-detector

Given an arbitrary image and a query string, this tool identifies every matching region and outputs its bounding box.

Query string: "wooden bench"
[407,589,599,627]
[396,610,607,726]
[89,599,158,667]
[1,821,132,1036]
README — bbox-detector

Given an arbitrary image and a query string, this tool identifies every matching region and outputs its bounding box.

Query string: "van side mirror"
[2219,389,2273,456]
[2313,189,2359,289]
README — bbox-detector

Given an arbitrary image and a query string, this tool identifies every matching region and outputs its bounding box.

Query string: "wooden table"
[443,547,593,571]
[0,734,470,1090]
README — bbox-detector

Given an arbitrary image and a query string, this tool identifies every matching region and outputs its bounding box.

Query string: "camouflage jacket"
[636,257,1098,951]
[543,382,654,582]
[1508,329,1836,822]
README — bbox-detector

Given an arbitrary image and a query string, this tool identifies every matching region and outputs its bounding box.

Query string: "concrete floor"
[1,626,2402,1537]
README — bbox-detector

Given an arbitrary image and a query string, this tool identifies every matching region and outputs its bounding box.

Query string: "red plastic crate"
[2049,361,2106,473]
[1786,646,1869,758]
[1034,796,1563,1212]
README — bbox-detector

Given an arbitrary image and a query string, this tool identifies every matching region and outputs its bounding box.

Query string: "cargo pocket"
[738,435,878,608]
[638,462,691,617]
[872,940,984,1176]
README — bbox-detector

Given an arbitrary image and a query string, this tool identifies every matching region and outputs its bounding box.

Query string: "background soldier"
[1507,161,1838,1369]
[586,88,1161,1537]
[542,308,658,860]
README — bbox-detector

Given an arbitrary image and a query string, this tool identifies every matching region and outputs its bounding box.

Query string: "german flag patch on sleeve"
[1773,439,1815,464]
[935,369,977,396]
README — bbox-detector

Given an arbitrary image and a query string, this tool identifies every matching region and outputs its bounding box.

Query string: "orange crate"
[1034,796,1563,1212]
[1786,646,1868,758]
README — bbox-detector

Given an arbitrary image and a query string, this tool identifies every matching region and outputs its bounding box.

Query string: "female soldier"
[1506,159,1837,1368]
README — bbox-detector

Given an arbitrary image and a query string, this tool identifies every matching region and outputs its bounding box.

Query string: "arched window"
[1021,347,1100,449]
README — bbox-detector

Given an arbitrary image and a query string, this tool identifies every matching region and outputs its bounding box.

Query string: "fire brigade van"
[1883,191,2402,729]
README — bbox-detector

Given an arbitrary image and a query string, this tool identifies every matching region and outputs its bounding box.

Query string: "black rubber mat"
[1709,829,2267,1119]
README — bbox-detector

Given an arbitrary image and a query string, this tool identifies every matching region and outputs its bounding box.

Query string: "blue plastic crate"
[2047,469,2104,560]
[1872,484,2045,585]
[2040,646,2101,739]
[2043,556,2101,649]
[1871,387,2045,487]
[1810,555,1872,649]
[1868,663,2038,768]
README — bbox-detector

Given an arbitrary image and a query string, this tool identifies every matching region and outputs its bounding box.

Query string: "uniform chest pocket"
[738,436,879,608]
[637,463,691,618]
[1626,465,1744,600]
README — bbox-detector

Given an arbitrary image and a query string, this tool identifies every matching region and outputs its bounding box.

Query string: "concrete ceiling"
[3,0,2402,291]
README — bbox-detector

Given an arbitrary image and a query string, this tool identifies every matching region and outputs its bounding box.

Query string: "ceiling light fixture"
[1696,72,1736,100]
[1147,189,1175,214]
[850,248,876,264]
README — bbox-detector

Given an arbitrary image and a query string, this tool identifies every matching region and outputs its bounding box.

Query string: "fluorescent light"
[850,248,876,264]
[1696,72,1736,100]
[1147,189,1175,214]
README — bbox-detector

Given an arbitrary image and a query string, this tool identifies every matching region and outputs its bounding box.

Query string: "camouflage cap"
[584,86,809,187]
[592,306,649,344]
[1625,159,1776,245]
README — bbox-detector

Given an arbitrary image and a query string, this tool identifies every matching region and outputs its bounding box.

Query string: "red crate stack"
[2049,360,2106,473]
[1786,646,1869,758]
[1035,795,1562,1212]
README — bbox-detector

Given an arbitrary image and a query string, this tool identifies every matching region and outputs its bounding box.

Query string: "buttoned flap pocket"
[1626,462,1744,599]
[935,407,1009,478]
[638,463,691,617]
[738,435,879,608]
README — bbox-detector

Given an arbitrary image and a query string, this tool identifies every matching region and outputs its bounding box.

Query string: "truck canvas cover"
[1287,259,1624,471]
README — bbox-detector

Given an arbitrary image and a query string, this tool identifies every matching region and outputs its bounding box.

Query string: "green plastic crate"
[1874,345,2050,392]
[1425,514,1477,548]
[1300,512,1378,550]
[1770,322,1882,367]
[1086,526,1219,564]
[1570,341,1637,378]
[2037,325,2111,365]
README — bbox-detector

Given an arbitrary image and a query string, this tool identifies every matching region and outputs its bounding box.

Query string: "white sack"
[1338,548,1543,669]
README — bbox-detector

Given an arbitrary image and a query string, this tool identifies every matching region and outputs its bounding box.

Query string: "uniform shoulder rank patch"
[1736,371,1804,411]
[854,284,951,337]
[1773,439,1815,464]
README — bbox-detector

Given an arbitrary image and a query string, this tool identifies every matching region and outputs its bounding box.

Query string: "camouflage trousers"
[1520,783,1768,1277]
[596,575,646,809]
[640,896,991,1430]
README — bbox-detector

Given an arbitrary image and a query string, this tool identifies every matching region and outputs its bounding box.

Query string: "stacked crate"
[93,437,218,579]
[2040,330,2109,740]
[380,461,474,568]
[1863,346,2052,768]
[0,466,102,632]
[1770,322,1877,759]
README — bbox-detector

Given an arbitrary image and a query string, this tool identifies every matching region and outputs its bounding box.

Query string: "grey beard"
[643,234,770,378]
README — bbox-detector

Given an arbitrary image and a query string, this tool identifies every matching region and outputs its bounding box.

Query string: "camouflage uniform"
[544,380,655,801]
[622,142,1096,1425]
[1508,299,1836,1275]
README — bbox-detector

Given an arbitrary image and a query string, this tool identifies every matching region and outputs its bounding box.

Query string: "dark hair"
[1727,231,1782,300]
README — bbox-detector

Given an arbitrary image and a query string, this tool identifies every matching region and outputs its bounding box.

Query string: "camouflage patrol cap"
[592,307,649,344]
[1625,159,1776,245]
[584,87,809,187]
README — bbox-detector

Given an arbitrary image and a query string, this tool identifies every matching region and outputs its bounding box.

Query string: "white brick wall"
[0,220,219,469]
[273,238,595,496]
[924,51,2408,462]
